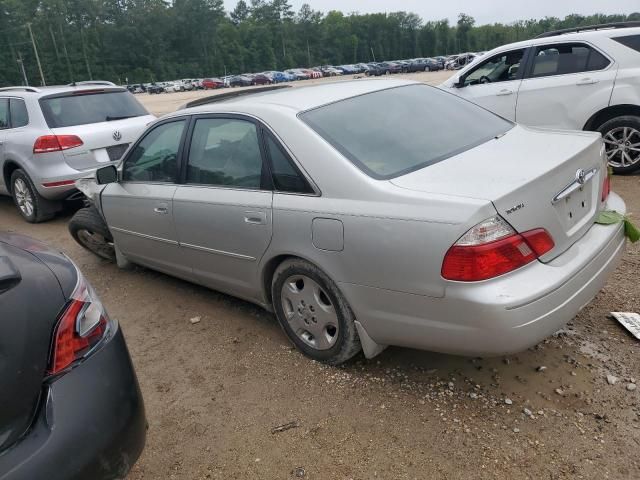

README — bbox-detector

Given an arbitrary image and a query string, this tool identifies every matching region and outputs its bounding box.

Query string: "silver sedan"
[87,79,626,365]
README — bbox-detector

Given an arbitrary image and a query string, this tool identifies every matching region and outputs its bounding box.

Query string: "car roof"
[489,26,640,52]
[178,78,418,116]
[0,84,126,98]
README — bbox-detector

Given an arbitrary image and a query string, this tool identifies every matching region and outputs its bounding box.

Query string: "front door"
[173,116,273,301]
[447,48,527,121]
[516,42,616,129]
[102,119,192,279]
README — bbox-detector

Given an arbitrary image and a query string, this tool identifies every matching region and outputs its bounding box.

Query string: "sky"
[222,0,640,25]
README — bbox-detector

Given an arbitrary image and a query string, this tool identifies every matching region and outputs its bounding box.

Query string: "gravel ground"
[1,71,639,479]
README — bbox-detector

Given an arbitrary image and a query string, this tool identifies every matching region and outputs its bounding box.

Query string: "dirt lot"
[2,71,639,479]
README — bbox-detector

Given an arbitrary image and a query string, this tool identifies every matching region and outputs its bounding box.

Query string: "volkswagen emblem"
[575,169,587,185]
[112,130,122,142]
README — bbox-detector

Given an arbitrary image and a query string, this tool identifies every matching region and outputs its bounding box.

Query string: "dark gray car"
[0,233,145,480]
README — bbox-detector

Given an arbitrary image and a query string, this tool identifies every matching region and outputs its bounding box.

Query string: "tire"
[10,169,54,223]
[597,115,640,174]
[68,206,116,261]
[425,66,431,72]
[272,259,362,365]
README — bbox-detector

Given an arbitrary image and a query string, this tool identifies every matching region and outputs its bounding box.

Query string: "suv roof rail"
[182,85,292,109]
[535,21,640,39]
[0,86,41,93]
[67,80,117,87]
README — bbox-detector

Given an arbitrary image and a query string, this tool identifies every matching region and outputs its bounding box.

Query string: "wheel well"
[2,161,21,192]
[583,104,640,131]
[261,254,297,307]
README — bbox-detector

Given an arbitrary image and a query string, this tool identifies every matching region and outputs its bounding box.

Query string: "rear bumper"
[341,193,627,357]
[36,162,118,201]
[0,326,146,480]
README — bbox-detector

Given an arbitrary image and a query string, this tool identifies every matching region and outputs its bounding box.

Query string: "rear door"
[102,118,192,278]
[447,48,527,121]
[173,115,273,301]
[39,89,155,171]
[516,42,616,129]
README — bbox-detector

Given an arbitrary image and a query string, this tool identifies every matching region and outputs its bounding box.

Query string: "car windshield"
[40,90,148,128]
[301,84,513,179]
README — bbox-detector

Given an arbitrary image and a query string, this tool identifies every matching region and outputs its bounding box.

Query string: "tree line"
[0,0,638,86]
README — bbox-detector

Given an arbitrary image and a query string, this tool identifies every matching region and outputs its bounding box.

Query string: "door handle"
[576,78,598,86]
[244,211,266,225]
[496,89,513,96]
[154,205,169,214]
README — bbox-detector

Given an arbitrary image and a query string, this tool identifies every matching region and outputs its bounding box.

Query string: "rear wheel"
[272,259,361,365]
[11,169,54,223]
[598,116,640,173]
[69,207,116,261]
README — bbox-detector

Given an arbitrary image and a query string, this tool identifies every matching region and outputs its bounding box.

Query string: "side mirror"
[96,165,118,185]
[453,77,466,88]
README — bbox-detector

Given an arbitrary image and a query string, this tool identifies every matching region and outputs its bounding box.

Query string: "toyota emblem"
[112,130,122,142]
[575,169,586,185]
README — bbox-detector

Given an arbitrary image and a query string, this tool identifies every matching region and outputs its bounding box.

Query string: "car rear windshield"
[40,90,148,128]
[300,84,513,179]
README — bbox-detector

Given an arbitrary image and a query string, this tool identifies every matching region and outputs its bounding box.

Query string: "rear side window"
[0,99,8,129]
[40,90,148,128]
[301,84,513,179]
[613,35,640,53]
[186,118,264,189]
[9,99,28,127]
[529,43,610,78]
[265,135,313,194]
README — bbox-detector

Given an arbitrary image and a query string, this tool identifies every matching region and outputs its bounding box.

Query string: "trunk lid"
[391,126,607,260]
[39,88,155,171]
[0,235,70,452]
[51,115,155,170]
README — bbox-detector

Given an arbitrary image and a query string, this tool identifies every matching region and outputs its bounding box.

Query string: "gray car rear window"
[300,84,513,179]
[39,90,148,128]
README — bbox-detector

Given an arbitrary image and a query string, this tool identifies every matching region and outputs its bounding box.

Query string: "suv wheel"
[598,116,640,173]
[272,259,362,365]
[10,169,54,223]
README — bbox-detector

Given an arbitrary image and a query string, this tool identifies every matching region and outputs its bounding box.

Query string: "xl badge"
[112,130,122,142]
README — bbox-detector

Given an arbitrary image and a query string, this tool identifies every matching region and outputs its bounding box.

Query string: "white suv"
[441,22,640,173]
[0,82,155,222]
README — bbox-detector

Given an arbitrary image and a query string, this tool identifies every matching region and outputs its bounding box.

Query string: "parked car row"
[124,57,450,95]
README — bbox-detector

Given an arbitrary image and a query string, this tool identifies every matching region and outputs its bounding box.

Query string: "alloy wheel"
[604,126,640,169]
[13,178,34,218]
[280,275,339,351]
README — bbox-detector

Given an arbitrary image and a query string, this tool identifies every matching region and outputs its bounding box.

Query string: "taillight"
[48,267,111,375]
[601,174,610,203]
[442,216,554,282]
[33,135,83,154]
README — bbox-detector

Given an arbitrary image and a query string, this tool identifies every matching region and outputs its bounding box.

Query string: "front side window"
[301,84,513,179]
[463,49,525,86]
[186,118,264,189]
[0,99,9,129]
[529,43,610,78]
[123,120,185,183]
[9,99,28,128]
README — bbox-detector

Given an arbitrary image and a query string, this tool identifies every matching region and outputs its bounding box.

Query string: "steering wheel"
[479,75,492,84]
